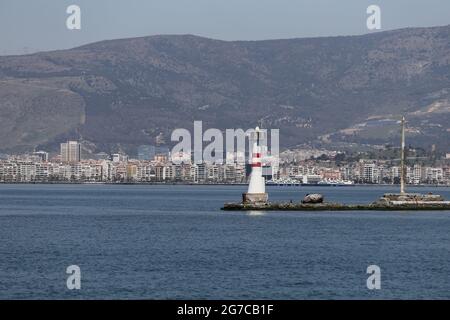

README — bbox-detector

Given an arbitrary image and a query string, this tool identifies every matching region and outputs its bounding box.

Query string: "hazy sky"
[1,0,450,55]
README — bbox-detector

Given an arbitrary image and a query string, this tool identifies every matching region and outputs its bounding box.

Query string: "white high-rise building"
[60,141,81,163]
[363,163,378,183]
[413,164,422,184]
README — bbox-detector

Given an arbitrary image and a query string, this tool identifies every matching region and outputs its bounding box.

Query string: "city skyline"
[1,143,449,185]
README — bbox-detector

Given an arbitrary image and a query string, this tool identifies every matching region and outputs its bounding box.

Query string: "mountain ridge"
[1,25,450,154]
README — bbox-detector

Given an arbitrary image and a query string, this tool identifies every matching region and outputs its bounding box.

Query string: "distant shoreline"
[0,181,449,188]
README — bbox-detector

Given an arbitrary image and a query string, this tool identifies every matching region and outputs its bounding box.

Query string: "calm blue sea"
[0,184,449,299]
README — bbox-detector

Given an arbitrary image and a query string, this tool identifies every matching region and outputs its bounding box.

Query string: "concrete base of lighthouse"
[242,193,268,204]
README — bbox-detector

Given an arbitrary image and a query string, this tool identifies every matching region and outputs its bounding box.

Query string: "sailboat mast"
[400,116,406,194]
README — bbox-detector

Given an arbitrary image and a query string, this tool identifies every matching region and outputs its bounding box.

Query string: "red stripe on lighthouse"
[252,153,261,158]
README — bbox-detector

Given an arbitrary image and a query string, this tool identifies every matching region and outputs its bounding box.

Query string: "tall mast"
[400,116,406,194]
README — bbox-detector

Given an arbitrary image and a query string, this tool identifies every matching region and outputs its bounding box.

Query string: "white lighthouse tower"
[242,126,268,204]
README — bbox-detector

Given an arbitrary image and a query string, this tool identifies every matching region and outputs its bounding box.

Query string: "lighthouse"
[242,126,268,204]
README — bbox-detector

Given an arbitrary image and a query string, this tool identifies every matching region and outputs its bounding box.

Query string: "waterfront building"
[154,165,165,182]
[195,163,207,182]
[391,166,400,179]
[413,164,423,184]
[18,162,35,181]
[363,163,379,183]
[163,165,175,181]
[425,167,444,183]
[320,168,341,181]
[126,163,138,180]
[207,165,220,181]
[35,163,50,181]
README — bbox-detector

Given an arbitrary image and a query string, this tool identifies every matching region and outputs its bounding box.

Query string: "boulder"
[302,193,324,204]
